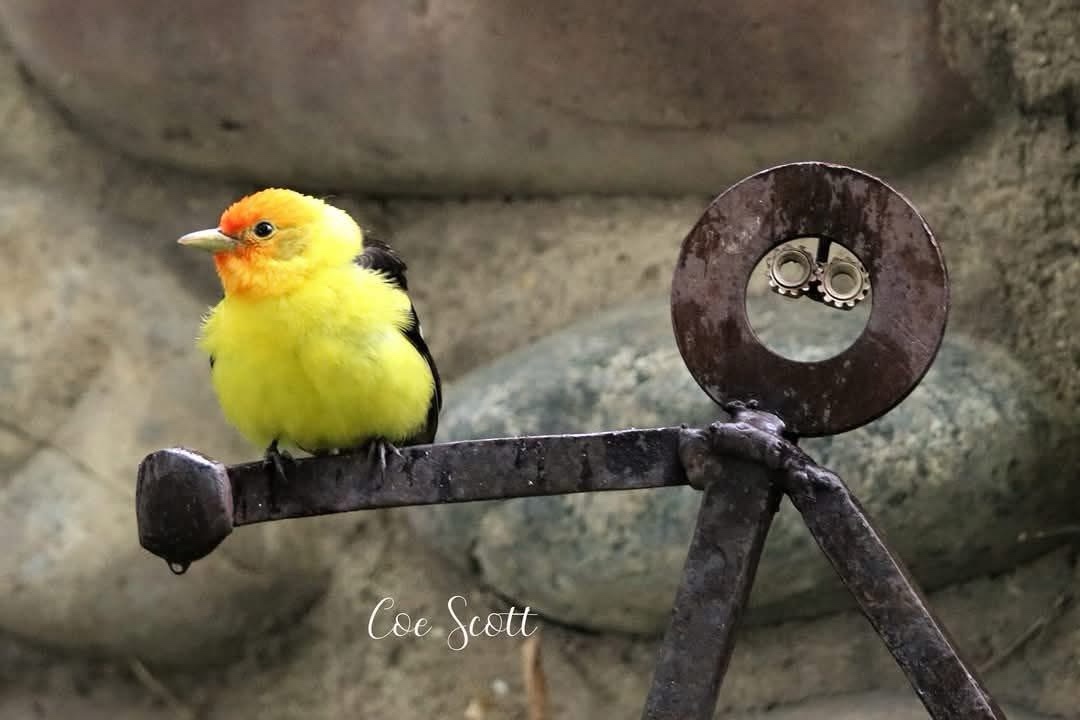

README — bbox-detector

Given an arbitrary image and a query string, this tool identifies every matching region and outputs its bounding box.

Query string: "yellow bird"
[177,188,441,479]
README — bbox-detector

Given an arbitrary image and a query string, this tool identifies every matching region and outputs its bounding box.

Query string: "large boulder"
[0,0,982,194]
[408,298,1080,632]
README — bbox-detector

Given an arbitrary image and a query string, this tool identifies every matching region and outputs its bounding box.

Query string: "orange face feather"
[208,189,320,297]
[182,188,363,299]
[218,188,324,239]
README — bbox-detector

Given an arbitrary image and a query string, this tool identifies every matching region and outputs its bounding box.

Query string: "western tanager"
[178,188,441,479]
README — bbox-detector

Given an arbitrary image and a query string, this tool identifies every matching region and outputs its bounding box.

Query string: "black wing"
[355,233,442,445]
[355,234,411,290]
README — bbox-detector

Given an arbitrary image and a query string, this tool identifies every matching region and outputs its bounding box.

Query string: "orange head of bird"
[178,188,359,297]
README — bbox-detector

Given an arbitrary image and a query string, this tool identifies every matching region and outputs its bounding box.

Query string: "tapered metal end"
[136,447,234,571]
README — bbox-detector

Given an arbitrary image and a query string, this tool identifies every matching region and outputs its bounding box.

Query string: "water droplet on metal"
[168,560,190,575]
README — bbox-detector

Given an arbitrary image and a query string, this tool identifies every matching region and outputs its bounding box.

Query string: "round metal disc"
[670,162,948,437]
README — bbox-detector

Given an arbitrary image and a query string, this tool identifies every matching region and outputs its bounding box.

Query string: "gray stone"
[408,297,1080,633]
[0,0,983,195]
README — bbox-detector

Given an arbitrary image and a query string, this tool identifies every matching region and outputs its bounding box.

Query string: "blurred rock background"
[0,1,1076,719]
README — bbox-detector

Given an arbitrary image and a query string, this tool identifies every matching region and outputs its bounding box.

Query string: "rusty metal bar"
[705,410,1007,720]
[641,428,781,720]
[137,427,687,569]
[787,468,1006,719]
[234,427,685,523]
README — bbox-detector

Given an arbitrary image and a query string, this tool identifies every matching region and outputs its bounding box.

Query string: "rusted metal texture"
[136,448,234,571]
[670,161,948,436]
[701,410,1006,719]
[641,426,781,720]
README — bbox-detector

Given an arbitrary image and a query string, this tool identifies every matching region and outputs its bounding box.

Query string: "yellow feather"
[194,190,436,452]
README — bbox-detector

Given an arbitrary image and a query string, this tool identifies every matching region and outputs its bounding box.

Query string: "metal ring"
[670,162,948,437]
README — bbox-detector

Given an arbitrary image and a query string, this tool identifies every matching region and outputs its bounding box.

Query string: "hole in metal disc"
[747,237,871,362]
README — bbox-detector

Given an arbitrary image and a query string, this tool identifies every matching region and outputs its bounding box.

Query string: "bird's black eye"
[253,221,275,238]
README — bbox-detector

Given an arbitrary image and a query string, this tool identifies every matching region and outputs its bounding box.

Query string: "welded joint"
[681,406,844,502]
[679,407,786,494]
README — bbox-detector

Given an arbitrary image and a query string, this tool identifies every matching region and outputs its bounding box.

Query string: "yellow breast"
[199,264,436,451]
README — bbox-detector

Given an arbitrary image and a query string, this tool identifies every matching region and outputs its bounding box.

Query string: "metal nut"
[819,257,870,308]
[766,245,816,297]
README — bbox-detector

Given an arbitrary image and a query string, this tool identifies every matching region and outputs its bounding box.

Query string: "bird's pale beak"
[177,228,238,253]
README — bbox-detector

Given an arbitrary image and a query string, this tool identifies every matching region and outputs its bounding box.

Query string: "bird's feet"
[263,439,295,483]
[366,437,404,483]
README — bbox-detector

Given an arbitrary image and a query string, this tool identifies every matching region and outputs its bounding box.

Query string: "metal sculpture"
[136,162,1005,719]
